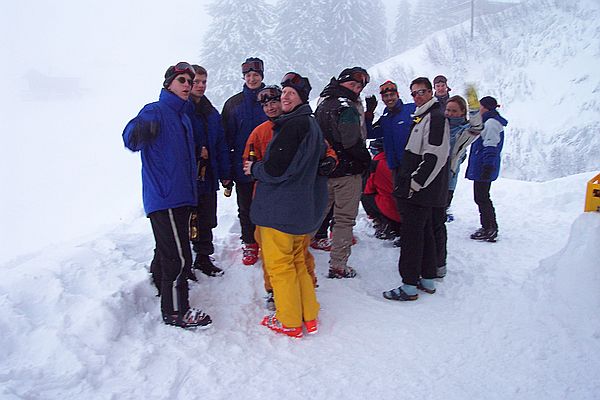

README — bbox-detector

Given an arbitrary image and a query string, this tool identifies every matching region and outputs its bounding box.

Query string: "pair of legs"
[236,181,256,244]
[474,181,498,230]
[149,207,193,318]
[326,175,362,271]
[258,226,319,328]
[361,193,401,235]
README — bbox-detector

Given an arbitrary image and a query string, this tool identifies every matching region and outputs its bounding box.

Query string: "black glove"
[318,156,337,176]
[480,165,494,180]
[131,120,160,147]
[365,95,378,113]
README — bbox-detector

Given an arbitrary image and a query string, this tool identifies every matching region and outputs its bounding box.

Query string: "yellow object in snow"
[466,83,480,111]
[584,173,600,212]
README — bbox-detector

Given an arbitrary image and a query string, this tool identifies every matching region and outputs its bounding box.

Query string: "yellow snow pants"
[257,226,320,328]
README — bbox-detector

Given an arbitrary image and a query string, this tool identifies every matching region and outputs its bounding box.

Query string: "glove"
[480,165,494,181]
[365,95,378,113]
[131,120,160,147]
[318,156,337,176]
[466,83,480,111]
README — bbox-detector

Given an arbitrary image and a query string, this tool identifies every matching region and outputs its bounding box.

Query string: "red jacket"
[363,152,401,223]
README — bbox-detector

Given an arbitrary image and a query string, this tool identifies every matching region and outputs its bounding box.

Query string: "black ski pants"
[149,207,192,317]
[473,181,498,229]
[396,201,437,286]
[235,181,256,244]
[192,192,217,256]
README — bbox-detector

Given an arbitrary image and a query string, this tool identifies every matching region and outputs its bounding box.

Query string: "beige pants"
[326,174,362,269]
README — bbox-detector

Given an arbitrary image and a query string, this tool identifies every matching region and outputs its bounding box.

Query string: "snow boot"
[304,319,318,335]
[193,254,224,277]
[470,227,487,240]
[261,314,303,338]
[242,243,259,265]
[163,308,212,329]
[383,285,418,301]
[327,265,357,279]
[310,237,332,251]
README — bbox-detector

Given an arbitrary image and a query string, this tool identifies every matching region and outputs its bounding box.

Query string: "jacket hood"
[319,77,359,102]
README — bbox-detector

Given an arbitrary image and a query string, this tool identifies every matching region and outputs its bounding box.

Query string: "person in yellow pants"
[244,72,332,338]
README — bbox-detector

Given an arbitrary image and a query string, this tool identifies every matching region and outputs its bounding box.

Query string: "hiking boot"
[186,269,198,282]
[304,319,318,335]
[261,314,303,338]
[327,266,357,279]
[470,227,487,240]
[265,291,275,311]
[482,228,498,242]
[383,286,418,301]
[163,307,212,329]
[310,237,332,251]
[375,223,397,240]
[242,243,259,265]
[193,254,224,277]
[417,279,436,294]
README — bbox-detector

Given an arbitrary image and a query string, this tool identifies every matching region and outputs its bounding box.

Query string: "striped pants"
[149,207,193,317]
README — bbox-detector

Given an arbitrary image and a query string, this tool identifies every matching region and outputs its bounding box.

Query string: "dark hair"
[410,77,432,90]
[192,65,207,76]
[447,95,467,116]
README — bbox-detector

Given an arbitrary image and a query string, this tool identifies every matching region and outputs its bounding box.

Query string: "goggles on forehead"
[379,80,398,94]
[242,60,263,74]
[339,70,370,86]
[258,86,282,104]
[281,72,303,86]
[173,62,195,75]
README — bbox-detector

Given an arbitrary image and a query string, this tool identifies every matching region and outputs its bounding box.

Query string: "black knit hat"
[480,96,499,110]
[281,72,312,103]
[163,62,196,88]
[242,57,264,78]
[433,75,447,84]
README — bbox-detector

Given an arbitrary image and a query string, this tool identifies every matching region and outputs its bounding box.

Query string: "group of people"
[123,57,507,336]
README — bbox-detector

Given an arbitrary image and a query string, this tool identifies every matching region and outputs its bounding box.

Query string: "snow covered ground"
[1,172,599,400]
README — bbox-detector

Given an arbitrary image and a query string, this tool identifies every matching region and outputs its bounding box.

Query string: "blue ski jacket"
[123,89,197,215]
[367,99,416,170]
[466,110,507,182]
[222,84,267,183]
[189,96,232,194]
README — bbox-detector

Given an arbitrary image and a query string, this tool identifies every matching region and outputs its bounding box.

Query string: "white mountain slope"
[1,171,599,399]
[366,0,600,182]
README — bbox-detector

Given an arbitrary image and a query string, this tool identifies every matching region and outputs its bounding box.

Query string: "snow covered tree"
[199,0,282,107]
[273,0,331,90]
[392,0,414,54]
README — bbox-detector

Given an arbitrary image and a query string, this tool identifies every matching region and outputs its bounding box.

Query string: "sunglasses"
[379,81,397,94]
[176,76,193,85]
[242,60,263,74]
[410,88,430,97]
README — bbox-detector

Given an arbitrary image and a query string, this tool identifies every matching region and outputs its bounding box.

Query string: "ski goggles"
[379,80,398,94]
[242,59,264,74]
[281,72,304,86]
[173,62,195,75]
[257,86,282,104]
[339,70,370,86]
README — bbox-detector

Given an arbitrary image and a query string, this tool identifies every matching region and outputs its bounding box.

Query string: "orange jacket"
[244,120,337,162]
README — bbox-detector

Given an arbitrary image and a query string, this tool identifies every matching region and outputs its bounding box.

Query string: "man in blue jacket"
[189,65,232,278]
[123,62,212,329]
[222,57,267,266]
[466,96,507,242]
[367,80,416,174]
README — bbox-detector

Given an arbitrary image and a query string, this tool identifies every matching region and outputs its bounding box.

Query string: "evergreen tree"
[200,0,281,107]
[273,0,330,91]
[392,0,413,53]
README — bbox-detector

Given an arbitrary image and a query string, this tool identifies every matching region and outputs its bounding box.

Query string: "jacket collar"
[159,88,191,113]
[413,97,438,117]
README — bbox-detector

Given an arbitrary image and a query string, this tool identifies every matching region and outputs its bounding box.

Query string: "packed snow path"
[1,173,599,399]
